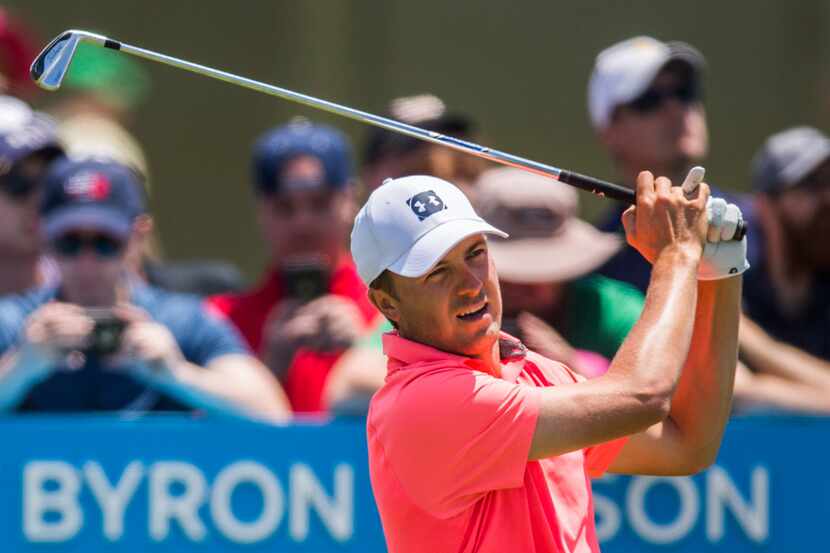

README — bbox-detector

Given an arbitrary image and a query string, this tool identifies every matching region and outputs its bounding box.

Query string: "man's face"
[601,63,708,178]
[51,227,128,306]
[770,159,830,270]
[0,151,53,256]
[257,156,353,264]
[374,234,503,358]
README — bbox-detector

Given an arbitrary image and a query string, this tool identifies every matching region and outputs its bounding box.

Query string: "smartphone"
[85,308,127,356]
[281,260,330,303]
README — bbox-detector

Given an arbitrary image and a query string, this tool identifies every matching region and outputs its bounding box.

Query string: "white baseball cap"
[351,175,507,285]
[588,36,704,130]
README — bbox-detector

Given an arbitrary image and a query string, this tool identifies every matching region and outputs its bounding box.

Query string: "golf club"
[30,29,746,240]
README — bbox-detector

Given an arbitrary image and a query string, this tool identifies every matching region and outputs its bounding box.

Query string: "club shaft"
[32,30,748,239]
[104,38,635,202]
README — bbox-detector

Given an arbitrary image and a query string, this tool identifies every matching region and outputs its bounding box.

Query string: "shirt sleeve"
[584,437,629,478]
[543,356,628,478]
[384,367,541,519]
[167,297,250,366]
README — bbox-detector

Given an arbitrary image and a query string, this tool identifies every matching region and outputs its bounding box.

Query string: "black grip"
[558,170,635,203]
[558,170,747,241]
[734,220,747,241]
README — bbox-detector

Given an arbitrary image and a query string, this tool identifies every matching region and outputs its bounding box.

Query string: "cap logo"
[407,190,446,221]
[65,171,111,201]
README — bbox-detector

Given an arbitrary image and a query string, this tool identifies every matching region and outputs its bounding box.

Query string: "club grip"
[557,170,746,241]
[557,170,635,203]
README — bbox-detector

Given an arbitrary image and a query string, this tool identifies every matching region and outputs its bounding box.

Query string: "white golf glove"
[679,167,749,281]
[697,197,750,280]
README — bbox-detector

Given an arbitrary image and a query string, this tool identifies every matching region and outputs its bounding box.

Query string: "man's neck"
[477,338,503,377]
[0,254,41,296]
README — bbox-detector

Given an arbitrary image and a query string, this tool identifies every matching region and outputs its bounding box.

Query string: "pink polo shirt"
[367,332,627,553]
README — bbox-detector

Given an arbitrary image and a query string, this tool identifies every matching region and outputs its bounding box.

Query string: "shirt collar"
[382,331,528,381]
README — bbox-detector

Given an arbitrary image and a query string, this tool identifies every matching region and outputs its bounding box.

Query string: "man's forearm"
[666,277,742,464]
[0,346,54,411]
[740,316,830,388]
[168,355,291,421]
[606,247,700,394]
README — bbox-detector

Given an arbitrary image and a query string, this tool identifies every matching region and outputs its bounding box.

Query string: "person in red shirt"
[208,120,378,413]
[351,173,745,552]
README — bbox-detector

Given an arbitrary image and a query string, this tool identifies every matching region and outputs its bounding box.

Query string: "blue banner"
[3,415,384,552]
[594,416,829,552]
[1,415,826,552]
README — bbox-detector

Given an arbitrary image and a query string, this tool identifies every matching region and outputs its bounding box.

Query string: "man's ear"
[368,288,400,326]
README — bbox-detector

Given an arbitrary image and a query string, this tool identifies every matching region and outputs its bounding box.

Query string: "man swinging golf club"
[352,171,746,553]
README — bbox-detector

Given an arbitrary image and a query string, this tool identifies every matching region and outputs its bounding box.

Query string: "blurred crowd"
[0,10,828,421]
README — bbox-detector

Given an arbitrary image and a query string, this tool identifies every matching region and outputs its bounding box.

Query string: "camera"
[281,258,330,303]
[85,308,127,356]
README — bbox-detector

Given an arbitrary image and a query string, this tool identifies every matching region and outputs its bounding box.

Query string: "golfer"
[351,171,746,552]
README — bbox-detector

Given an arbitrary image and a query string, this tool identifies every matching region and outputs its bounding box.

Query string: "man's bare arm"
[528,246,700,460]
[608,276,741,475]
[739,314,830,389]
[324,346,387,408]
[170,354,292,422]
[733,361,830,414]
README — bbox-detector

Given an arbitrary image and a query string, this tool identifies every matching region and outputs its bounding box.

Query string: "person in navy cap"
[208,119,380,414]
[729,127,830,413]
[0,95,64,296]
[0,157,289,418]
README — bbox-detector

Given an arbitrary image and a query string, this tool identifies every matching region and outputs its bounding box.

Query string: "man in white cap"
[352,170,745,553]
[588,36,723,293]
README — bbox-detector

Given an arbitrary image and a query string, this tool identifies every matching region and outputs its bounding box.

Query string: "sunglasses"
[52,233,125,258]
[0,172,39,201]
[625,81,701,114]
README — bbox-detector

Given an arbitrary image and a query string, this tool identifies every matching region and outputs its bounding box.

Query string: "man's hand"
[23,302,95,361]
[622,170,709,265]
[110,305,185,373]
[698,197,750,280]
[262,295,364,377]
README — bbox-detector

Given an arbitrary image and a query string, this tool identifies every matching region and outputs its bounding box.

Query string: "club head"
[30,31,82,91]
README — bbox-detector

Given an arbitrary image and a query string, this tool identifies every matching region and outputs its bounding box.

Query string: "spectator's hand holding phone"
[109,304,185,373]
[262,295,364,378]
[23,302,95,363]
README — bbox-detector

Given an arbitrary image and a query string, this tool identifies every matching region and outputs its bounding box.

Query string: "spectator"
[362,94,487,196]
[730,127,830,413]
[0,96,64,296]
[50,43,243,295]
[0,158,289,420]
[588,36,724,293]
[208,120,379,413]
[476,167,643,375]
[586,39,830,413]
